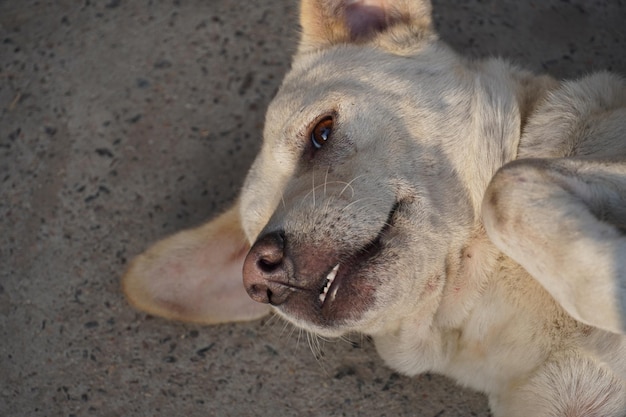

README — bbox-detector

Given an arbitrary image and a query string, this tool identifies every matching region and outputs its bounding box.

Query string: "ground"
[1,0,625,416]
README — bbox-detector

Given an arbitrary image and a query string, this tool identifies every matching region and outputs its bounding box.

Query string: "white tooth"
[320,264,340,305]
[319,280,329,304]
[327,264,339,282]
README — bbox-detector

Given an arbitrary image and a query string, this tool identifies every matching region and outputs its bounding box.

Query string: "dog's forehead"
[274,48,404,106]
[264,43,457,139]
[266,48,377,121]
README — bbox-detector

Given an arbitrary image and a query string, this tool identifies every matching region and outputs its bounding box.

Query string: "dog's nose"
[243,231,291,306]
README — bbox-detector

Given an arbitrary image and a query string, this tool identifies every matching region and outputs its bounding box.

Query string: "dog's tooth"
[326,264,339,283]
[320,264,340,306]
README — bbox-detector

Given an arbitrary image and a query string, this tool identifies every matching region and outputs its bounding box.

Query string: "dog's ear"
[122,203,271,324]
[299,0,433,52]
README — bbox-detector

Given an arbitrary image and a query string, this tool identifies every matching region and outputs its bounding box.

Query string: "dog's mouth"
[273,200,402,329]
[244,197,404,332]
[317,201,399,310]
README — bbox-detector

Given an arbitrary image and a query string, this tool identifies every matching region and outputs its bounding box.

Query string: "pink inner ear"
[345,1,388,39]
[149,239,268,324]
[122,204,271,324]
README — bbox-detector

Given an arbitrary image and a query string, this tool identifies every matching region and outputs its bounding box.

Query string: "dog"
[122,0,626,415]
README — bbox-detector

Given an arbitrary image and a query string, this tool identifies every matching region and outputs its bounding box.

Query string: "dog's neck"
[444,58,559,220]
[434,62,560,322]
[372,62,561,376]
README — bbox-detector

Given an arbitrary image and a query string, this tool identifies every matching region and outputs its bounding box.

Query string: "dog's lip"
[318,200,400,311]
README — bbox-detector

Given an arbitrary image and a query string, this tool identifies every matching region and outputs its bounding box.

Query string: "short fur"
[123,1,626,415]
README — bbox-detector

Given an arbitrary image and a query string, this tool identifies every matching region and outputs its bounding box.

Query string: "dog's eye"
[310,117,333,150]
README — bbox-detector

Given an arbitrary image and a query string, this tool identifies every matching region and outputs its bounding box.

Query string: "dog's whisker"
[338,174,366,199]
[262,312,280,328]
[338,182,356,199]
[295,327,304,352]
[306,331,321,359]
[315,334,334,343]
[280,318,295,339]
[308,332,331,374]
[301,177,381,208]
[340,197,381,213]
[322,195,336,215]
[312,172,316,208]
[324,166,330,199]
[301,175,329,206]
[303,182,337,201]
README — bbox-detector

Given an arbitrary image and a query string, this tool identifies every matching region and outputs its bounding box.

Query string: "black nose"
[243,231,291,306]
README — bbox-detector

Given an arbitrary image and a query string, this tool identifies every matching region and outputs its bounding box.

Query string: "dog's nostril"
[247,283,273,304]
[257,257,281,273]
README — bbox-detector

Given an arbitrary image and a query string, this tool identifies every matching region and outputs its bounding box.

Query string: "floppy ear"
[122,202,271,324]
[299,0,433,52]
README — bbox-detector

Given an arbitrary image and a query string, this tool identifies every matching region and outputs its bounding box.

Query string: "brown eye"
[310,116,333,150]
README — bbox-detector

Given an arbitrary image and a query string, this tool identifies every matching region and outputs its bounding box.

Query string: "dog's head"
[123,0,526,336]
[237,0,523,337]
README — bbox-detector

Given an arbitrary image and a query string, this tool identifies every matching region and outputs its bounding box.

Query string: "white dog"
[123,1,626,415]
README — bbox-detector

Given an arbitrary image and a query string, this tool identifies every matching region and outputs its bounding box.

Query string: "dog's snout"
[243,231,291,306]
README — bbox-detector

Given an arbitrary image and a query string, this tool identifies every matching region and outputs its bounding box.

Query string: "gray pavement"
[1,0,624,416]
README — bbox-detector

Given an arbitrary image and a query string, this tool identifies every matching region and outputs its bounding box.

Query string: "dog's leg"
[482,157,626,334]
[122,202,270,324]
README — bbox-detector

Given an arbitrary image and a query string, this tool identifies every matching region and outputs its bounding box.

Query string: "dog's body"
[123,1,626,415]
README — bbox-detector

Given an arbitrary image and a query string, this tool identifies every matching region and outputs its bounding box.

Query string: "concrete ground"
[1,0,624,416]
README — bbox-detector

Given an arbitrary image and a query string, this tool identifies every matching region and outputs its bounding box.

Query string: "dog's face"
[239,18,487,336]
